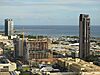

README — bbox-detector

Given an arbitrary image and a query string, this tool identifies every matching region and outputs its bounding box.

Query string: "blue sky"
[0,0,100,25]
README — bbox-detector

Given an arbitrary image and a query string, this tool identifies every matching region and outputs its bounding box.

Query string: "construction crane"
[21,27,24,63]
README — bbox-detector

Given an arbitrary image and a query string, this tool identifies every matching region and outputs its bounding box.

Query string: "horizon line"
[0,25,100,26]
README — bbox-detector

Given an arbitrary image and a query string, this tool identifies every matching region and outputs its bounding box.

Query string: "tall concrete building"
[79,14,90,59]
[5,19,14,36]
[13,37,27,58]
[14,37,51,61]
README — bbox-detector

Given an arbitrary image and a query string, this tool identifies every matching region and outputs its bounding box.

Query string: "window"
[3,66,9,68]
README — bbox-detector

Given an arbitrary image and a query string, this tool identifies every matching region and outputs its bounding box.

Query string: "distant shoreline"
[0,25,100,38]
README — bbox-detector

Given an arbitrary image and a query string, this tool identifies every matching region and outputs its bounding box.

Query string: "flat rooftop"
[76,60,100,72]
[0,72,10,75]
[58,58,100,72]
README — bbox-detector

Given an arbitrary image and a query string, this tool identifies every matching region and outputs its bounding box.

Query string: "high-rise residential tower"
[5,19,14,36]
[79,14,90,59]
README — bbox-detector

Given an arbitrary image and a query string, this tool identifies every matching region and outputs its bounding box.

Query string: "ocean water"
[0,25,100,37]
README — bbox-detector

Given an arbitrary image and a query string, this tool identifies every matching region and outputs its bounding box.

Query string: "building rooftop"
[0,72,10,75]
[58,58,100,72]
[76,60,100,72]
[30,50,50,53]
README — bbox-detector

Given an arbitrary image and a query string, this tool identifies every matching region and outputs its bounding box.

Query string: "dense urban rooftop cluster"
[0,14,100,75]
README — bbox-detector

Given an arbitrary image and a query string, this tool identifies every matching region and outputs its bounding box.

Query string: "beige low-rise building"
[70,60,100,72]
[0,56,16,72]
[57,58,100,75]
[0,63,16,72]
[0,72,10,75]
[0,35,8,40]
